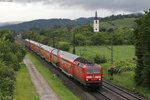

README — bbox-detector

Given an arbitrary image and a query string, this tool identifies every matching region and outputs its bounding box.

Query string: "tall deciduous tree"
[134,9,150,87]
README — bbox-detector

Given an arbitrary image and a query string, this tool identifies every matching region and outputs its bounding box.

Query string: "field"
[70,45,135,61]
[70,45,150,100]
[26,53,80,100]
[14,62,39,100]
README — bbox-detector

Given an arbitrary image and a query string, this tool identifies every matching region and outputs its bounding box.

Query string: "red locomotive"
[25,39,102,89]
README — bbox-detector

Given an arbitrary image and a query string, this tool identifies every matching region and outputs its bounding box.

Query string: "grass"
[14,62,39,100]
[26,53,80,100]
[70,45,135,61]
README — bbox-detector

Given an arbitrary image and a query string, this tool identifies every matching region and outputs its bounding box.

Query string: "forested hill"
[0,13,143,31]
[0,18,96,31]
[0,19,79,31]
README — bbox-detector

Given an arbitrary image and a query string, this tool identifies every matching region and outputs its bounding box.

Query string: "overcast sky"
[0,0,149,22]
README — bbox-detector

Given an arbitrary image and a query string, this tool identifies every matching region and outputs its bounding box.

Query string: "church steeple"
[93,11,99,32]
[95,11,98,20]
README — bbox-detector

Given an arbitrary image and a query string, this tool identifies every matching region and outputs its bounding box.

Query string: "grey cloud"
[13,0,150,11]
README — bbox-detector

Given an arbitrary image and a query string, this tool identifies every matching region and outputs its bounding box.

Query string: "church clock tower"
[93,11,99,32]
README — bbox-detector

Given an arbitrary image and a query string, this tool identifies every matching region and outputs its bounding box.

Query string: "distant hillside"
[75,17,94,24]
[101,13,143,21]
[0,18,95,31]
[99,18,137,30]
[0,21,21,27]
[0,19,77,31]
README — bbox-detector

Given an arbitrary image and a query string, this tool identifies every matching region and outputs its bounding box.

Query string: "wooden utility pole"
[110,32,114,64]
[28,34,30,49]
[52,33,55,48]
[73,31,76,54]
[70,30,76,54]
[108,28,114,64]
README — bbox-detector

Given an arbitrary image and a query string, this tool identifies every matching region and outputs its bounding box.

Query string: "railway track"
[91,91,110,100]
[91,80,146,100]
[15,37,147,100]
[102,80,146,100]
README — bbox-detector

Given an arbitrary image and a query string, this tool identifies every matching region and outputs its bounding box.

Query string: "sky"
[0,0,149,23]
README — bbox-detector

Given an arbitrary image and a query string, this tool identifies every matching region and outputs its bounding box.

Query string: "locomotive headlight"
[86,76,92,78]
[95,76,101,78]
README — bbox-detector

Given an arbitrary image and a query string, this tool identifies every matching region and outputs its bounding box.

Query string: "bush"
[113,60,136,74]
[93,54,107,64]
[58,41,70,51]
[0,62,15,100]
[0,93,12,100]
[115,60,136,68]
[113,67,135,74]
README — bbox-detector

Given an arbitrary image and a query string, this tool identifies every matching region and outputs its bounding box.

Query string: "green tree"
[134,9,150,87]
[91,32,109,45]
[74,34,86,46]
[113,32,124,45]
[0,30,14,42]
[58,41,70,51]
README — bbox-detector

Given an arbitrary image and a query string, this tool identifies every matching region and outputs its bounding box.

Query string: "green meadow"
[14,62,39,100]
[70,45,135,60]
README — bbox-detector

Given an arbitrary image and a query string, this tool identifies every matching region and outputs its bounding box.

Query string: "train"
[25,39,102,89]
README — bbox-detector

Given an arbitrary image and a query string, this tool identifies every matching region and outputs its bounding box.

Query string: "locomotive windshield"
[75,57,97,66]
[86,68,100,74]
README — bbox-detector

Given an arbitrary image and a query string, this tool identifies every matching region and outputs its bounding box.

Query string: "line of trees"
[0,30,26,100]
[21,20,135,51]
[100,13,143,21]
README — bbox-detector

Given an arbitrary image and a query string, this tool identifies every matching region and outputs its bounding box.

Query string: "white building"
[93,11,99,32]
